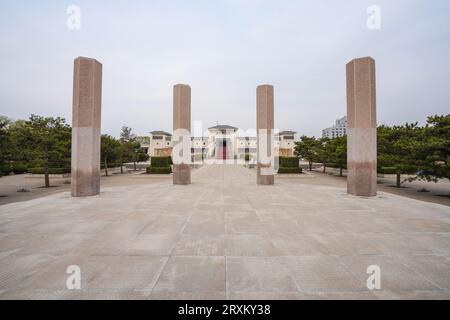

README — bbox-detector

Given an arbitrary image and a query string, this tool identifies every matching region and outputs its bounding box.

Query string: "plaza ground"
[0,169,167,206]
[307,167,450,207]
[1,166,449,207]
[0,165,450,299]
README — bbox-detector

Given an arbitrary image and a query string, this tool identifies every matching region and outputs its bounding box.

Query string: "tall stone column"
[256,84,275,185]
[71,57,102,197]
[173,84,191,185]
[346,57,377,197]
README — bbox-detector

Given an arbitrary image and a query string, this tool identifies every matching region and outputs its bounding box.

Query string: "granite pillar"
[256,85,275,185]
[173,84,191,185]
[71,57,102,197]
[346,57,377,197]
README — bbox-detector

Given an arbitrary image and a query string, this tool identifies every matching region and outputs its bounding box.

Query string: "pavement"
[0,169,168,206]
[308,166,450,207]
[0,164,450,300]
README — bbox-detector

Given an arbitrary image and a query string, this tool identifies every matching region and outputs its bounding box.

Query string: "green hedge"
[379,167,397,174]
[101,162,122,169]
[147,156,172,174]
[0,165,12,177]
[146,166,172,174]
[28,167,71,174]
[13,163,28,174]
[378,166,417,175]
[328,163,347,169]
[279,157,299,168]
[151,156,172,168]
[278,167,302,174]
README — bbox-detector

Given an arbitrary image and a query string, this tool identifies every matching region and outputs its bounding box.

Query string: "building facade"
[322,116,347,139]
[146,125,297,161]
[148,131,173,157]
[276,131,297,156]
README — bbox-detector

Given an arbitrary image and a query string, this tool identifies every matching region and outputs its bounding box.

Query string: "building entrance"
[216,139,229,160]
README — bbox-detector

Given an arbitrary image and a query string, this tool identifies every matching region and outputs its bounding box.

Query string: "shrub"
[101,162,122,169]
[151,156,172,168]
[278,167,302,174]
[13,163,28,174]
[0,164,12,176]
[28,168,44,174]
[328,163,347,169]
[28,167,71,174]
[52,168,71,174]
[378,166,416,175]
[279,157,300,168]
[147,156,172,174]
[146,166,172,174]
[379,167,398,175]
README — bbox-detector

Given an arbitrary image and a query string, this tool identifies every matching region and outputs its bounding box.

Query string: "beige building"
[236,136,258,161]
[276,131,297,156]
[148,131,173,157]
[191,136,209,162]
[146,125,297,161]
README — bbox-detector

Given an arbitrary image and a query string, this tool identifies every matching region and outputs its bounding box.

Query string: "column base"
[347,163,377,197]
[71,169,100,197]
[257,166,274,185]
[173,164,191,185]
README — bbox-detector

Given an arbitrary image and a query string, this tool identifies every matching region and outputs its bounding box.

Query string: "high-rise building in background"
[322,116,347,139]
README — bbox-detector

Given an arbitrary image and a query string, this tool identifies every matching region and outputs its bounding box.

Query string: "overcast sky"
[0,0,449,137]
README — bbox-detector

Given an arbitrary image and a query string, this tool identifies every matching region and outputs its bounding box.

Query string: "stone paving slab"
[0,164,450,300]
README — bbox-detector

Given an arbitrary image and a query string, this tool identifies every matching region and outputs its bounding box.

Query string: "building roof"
[208,125,238,131]
[150,131,172,136]
[277,131,297,136]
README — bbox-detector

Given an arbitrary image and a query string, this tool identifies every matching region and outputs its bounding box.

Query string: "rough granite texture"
[256,85,275,186]
[173,84,191,185]
[346,57,377,197]
[71,57,102,197]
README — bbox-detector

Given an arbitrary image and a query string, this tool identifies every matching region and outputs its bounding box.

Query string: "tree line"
[0,115,149,187]
[294,115,449,192]
[1,113,448,193]
[101,126,149,176]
